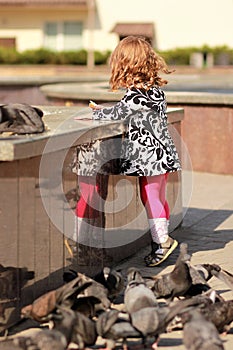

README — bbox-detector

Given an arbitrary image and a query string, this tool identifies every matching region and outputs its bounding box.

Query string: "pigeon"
[145,243,192,301]
[182,309,225,350]
[166,289,222,332]
[198,299,233,334]
[183,263,233,298]
[14,329,67,350]
[64,267,124,303]
[130,297,205,349]
[11,306,77,350]
[202,264,233,291]
[183,262,213,297]
[0,264,34,300]
[63,270,111,312]
[70,311,97,350]
[74,271,111,312]
[93,266,125,301]
[0,338,36,350]
[63,268,78,283]
[96,309,142,350]
[21,277,92,322]
[49,306,97,350]
[71,295,102,317]
[124,267,158,314]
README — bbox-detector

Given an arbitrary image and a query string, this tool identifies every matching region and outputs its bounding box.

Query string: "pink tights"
[75,175,102,218]
[76,174,170,221]
[139,174,170,220]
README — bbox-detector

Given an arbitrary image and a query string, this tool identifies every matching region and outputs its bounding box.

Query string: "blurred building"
[0,0,232,52]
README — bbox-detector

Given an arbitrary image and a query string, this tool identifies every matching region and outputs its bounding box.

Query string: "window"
[64,22,83,50]
[0,38,16,49]
[44,21,83,51]
[44,23,57,50]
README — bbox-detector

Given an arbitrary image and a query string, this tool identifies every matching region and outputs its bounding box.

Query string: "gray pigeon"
[73,271,111,312]
[166,290,220,332]
[183,262,233,298]
[93,266,125,301]
[62,269,112,315]
[124,267,158,314]
[96,309,142,350]
[47,305,97,350]
[203,264,233,291]
[130,297,205,349]
[71,295,102,317]
[145,243,192,301]
[182,309,225,350]
[67,310,97,349]
[183,262,213,297]
[198,299,233,334]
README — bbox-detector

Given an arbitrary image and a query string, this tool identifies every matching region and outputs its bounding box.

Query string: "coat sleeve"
[92,89,145,121]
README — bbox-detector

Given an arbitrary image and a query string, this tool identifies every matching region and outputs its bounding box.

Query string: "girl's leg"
[139,174,167,219]
[139,174,178,266]
[74,175,101,246]
[76,175,101,219]
[74,175,109,251]
[160,173,170,220]
[140,174,168,243]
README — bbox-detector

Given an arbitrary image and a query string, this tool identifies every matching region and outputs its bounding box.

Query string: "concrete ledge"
[0,106,183,161]
[166,91,233,106]
[40,81,233,106]
[0,106,124,161]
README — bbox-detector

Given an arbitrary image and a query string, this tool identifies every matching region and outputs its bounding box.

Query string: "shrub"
[158,47,198,66]
[58,50,87,65]
[19,48,58,64]
[94,50,111,65]
[158,45,233,66]
[209,45,233,65]
[0,47,20,64]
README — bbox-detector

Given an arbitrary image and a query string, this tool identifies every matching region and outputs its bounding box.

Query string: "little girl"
[74,35,181,266]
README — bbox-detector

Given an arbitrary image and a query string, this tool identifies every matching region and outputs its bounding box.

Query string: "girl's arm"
[92,101,129,121]
[91,89,145,121]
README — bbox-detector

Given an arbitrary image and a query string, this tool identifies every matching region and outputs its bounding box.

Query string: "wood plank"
[0,161,18,265]
[34,153,51,298]
[18,157,37,305]
[0,161,20,331]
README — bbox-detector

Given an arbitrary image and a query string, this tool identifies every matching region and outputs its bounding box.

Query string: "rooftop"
[111,22,154,38]
[0,0,87,6]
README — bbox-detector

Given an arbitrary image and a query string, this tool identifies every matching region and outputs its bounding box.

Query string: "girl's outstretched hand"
[89,100,103,110]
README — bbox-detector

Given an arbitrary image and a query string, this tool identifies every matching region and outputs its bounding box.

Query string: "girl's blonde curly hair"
[109,36,173,91]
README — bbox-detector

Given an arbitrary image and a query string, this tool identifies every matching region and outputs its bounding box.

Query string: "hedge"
[158,45,233,66]
[0,46,232,65]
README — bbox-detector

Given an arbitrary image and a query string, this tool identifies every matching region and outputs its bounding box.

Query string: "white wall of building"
[0,8,88,52]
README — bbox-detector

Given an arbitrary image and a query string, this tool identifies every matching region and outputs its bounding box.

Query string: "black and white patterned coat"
[73,87,181,176]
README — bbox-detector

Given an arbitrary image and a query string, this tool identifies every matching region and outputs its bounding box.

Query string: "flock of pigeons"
[1,243,233,350]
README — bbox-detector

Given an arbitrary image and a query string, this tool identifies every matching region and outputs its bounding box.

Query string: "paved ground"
[114,171,233,349]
